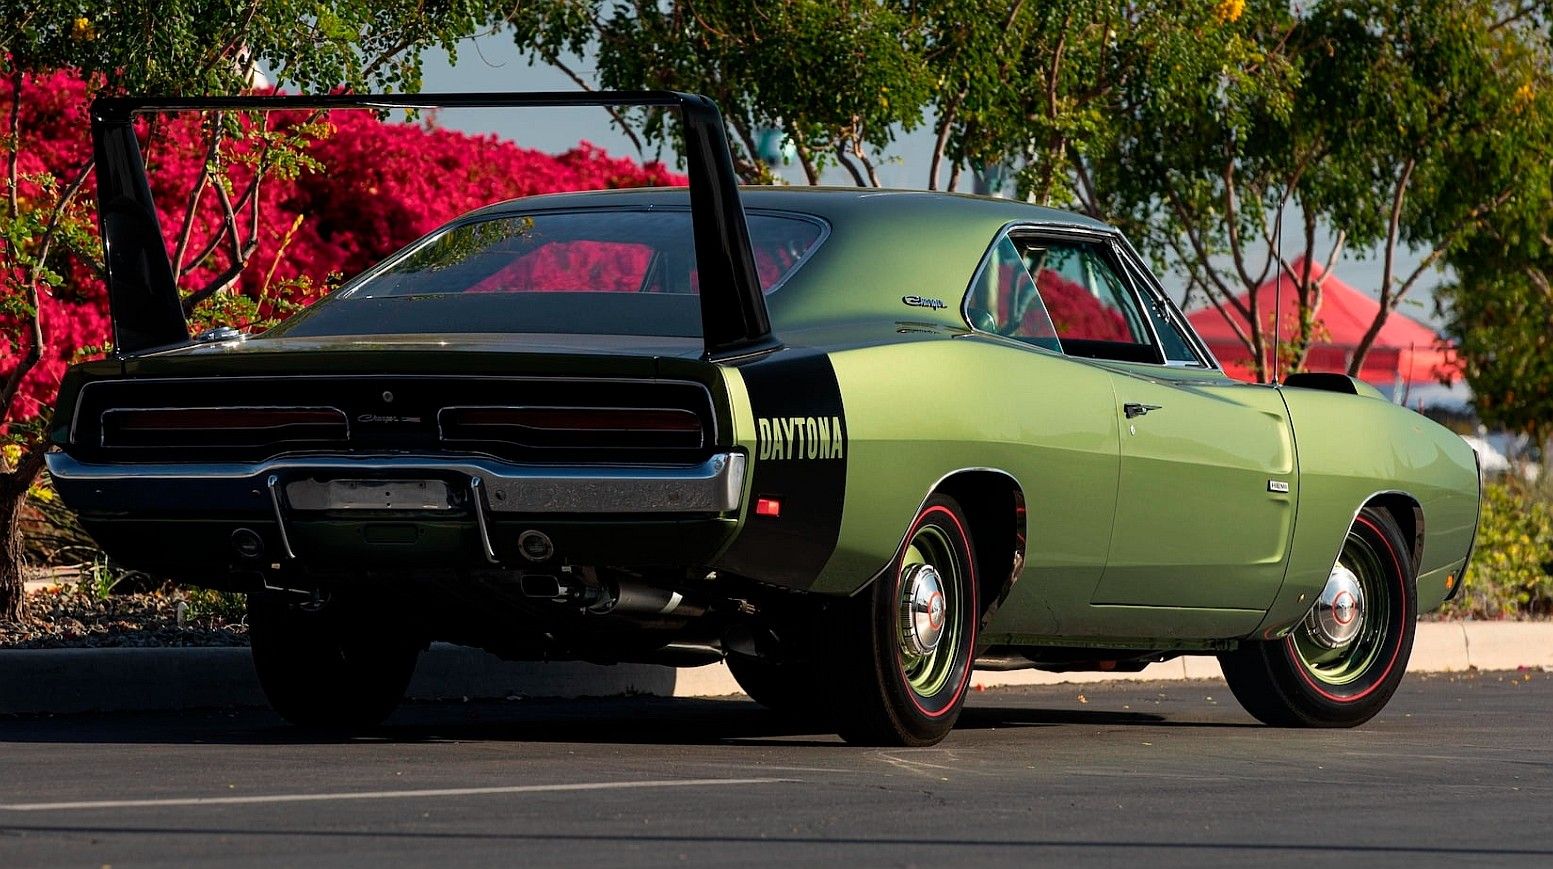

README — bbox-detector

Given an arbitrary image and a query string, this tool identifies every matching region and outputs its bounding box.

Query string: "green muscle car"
[49,92,1480,745]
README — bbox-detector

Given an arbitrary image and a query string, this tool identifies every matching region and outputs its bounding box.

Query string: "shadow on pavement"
[0,693,1260,746]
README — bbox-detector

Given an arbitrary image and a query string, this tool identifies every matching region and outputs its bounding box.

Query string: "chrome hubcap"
[899,563,948,657]
[1304,562,1366,649]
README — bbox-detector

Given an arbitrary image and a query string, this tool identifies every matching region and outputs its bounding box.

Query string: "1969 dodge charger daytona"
[49,92,1481,745]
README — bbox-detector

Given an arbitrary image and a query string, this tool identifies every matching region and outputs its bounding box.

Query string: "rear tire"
[726,654,815,718]
[248,595,421,731]
[1220,505,1416,727]
[827,495,979,746]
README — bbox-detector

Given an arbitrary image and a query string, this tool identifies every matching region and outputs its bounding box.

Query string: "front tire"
[1220,506,1416,727]
[248,595,421,730]
[827,494,979,746]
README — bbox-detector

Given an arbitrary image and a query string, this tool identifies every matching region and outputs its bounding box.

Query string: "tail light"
[100,407,349,448]
[440,406,703,449]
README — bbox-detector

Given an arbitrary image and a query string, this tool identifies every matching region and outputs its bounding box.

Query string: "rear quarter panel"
[725,333,1123,636]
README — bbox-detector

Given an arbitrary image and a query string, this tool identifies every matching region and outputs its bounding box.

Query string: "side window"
[1022,238,1166,364]
[1031,243,1148,345]
[966,232,1175,365]
[1111,249,1203,365]
[965,237,1062,353]
[1139,290,1201,364]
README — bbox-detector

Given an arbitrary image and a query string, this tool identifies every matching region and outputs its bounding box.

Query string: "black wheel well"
[934,471,1026,627]
[1364,493,1425,576]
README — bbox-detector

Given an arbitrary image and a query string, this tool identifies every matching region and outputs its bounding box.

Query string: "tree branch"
[848,127,881,187]
[359,34,417,85]
[1068,148,1101,217]
[1349,157,1415,375]
[547,55,646,157]
[1349,178,1513,375]
[173,119,223,287]
[1162,230,1256,359]
[1165,177,1268,376]
[0,281,43,420]
[725,116,767,185]
[30,159,93,277]
[1,157,94,420]
[833,145,867,187]
[180,168,258,314]
[928,90,963,191]
[182,132,271,276]
[1221,159,1262,291]
[788,128,820,186]
[196,0,263,83]
[2,436,53,510]
[1491,2,1541,31]
[1031,21,1070,206]
[6,68,20,221]
[1163,180,1249,321]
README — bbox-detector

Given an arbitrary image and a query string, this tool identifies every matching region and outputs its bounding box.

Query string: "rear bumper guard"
[46,451,747,517]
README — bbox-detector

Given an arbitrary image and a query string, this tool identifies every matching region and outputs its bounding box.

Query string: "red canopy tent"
[1184,257,1460,389]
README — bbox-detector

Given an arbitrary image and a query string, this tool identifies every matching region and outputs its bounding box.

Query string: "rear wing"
[89,91,778,360]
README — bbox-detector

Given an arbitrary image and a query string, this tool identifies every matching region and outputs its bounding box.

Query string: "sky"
[414,33,1466,406]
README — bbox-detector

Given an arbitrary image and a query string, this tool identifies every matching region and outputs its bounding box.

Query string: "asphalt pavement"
[1,670,1548,868]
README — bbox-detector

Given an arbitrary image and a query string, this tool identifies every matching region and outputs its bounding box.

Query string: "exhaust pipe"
[589,582,699,617]
[515,569,702,618]
[518,574,563,599]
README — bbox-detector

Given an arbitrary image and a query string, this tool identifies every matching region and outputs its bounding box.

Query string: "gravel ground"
[0,585,248,649]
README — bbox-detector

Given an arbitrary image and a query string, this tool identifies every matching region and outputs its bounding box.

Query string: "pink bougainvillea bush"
[0,70,683,420]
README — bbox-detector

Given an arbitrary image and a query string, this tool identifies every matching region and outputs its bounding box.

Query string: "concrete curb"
[673,622,1553,697]
[1,622,1547,715]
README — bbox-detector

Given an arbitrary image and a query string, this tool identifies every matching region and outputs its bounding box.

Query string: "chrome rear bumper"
[46,451,747,515]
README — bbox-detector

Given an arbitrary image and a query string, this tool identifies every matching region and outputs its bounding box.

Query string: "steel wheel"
[1220,506,1416,727]
[1286,526,1393,694]
[828,494,979,746]
[896,526,967,706]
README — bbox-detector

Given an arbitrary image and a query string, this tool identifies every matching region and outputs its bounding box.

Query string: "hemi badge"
[1267,480,1290,493]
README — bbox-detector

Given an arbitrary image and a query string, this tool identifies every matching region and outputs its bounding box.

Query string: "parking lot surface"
[1,670,1548,867]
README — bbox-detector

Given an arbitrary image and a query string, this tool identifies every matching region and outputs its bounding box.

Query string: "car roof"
[458,186,1123,337]
[465,186,1117,234]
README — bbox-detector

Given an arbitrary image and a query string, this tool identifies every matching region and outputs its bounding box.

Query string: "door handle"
[1123,403,1162,419]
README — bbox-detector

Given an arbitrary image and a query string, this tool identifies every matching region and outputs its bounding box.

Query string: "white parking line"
[0,777,796,812]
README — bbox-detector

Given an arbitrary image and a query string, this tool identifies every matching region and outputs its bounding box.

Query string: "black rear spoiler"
[89,91,778,361]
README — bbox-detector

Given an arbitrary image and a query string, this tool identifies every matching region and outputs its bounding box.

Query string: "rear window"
[349,210,824,299]
[271,208,825,339]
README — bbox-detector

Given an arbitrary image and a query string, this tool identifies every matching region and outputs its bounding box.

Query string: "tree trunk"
[0,445,48,623]
[0,480,27,623]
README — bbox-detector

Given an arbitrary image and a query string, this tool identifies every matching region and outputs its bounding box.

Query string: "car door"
[1024,236,1296,612]
[1098,368,1296,610]
[962,232,1123,637]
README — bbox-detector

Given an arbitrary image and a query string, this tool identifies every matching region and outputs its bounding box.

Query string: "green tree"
[507,1,1247,197]
[1441,246,1553,447]
[1094,0,1553,382]
[531,1,1553,392]
[894,0,1117,195]
[0,1,487,621]
[509,0,937,185]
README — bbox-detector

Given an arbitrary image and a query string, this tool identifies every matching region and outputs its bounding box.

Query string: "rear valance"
[89,90,778,361]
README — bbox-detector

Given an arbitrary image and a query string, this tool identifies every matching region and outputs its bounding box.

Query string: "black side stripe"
[716,352,847,589]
